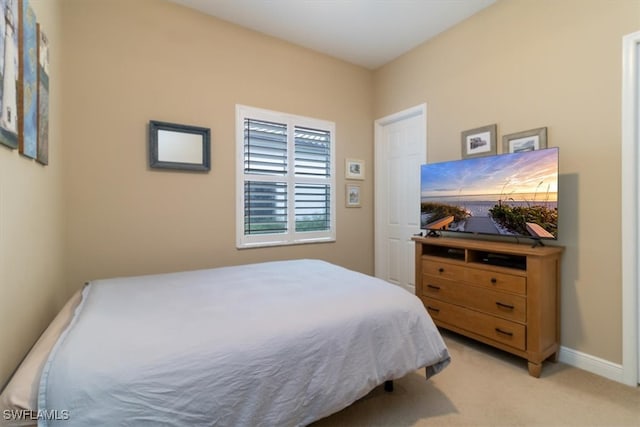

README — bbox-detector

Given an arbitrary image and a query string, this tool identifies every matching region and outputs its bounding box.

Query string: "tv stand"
[530,238,545,248]
[413,236,564,377]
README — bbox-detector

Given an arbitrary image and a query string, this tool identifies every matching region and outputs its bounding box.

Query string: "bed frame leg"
[384,380,394,392]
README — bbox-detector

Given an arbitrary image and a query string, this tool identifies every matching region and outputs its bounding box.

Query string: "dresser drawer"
[465,268,526,295]
[422,275,526,323]
[421,258,466,282]
[423,298,526,351]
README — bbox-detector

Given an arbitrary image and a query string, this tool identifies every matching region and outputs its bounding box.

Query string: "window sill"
[236,236,336,250]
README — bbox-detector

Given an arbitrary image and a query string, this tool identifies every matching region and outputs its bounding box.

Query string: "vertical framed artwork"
[0,0,19,150]
[461,124,497,159]
[36,23,48,164]
[346,183,361,208]
[502,127,547,153]
[18,0,37,159]
[345,158,365,180]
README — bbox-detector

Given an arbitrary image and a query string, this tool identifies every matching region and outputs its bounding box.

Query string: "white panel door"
[375,105,426,293]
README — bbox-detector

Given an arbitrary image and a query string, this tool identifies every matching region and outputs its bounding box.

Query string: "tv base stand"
[530,237,545,248]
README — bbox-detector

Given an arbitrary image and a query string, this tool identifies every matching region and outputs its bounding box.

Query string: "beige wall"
[0,0,64,387]
[374,0,640,363]
[61,0,374,291]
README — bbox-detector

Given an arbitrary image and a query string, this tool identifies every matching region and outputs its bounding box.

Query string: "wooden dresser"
[413,236,564,377]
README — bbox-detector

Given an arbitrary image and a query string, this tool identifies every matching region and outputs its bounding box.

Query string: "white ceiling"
[167,0,496,69]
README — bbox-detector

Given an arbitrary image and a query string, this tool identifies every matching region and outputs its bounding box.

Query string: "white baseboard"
[559,346,625,384]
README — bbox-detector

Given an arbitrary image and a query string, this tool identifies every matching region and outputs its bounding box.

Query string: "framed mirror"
[149,120,211,171]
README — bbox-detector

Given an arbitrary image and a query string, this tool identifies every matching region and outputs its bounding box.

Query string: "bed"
[1,259,450,427]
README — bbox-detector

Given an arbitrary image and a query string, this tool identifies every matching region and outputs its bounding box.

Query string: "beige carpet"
[312,330,640,426]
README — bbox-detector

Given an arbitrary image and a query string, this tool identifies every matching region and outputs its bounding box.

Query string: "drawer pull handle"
[427,306,440,313]
[496,301,515,310]
[490,277,497,284]
[495,328,513,337]
[427,284,441,291]
[438,267,445,273]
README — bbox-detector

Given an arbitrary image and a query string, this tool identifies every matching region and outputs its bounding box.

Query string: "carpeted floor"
[312,330,640,426]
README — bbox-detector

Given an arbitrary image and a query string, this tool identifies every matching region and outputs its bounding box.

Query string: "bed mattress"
[38,259,450,426]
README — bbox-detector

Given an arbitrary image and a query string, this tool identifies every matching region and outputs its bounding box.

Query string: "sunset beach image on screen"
[420,147,558,240]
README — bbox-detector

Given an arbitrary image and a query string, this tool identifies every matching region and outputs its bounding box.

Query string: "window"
[236,105,336,248]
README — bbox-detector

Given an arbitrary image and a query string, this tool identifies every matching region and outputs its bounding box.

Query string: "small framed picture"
[345,158,365,180]
[461,124,497,159]
[346,183,361,208]
[502,127,547,153]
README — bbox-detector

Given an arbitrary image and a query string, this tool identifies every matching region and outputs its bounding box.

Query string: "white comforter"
[38,259,450,426]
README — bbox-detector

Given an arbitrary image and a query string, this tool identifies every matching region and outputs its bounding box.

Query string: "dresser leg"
[528,362,542,378]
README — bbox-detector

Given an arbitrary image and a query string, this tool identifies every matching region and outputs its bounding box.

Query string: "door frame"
[621,30,640,386]
[374,103,427,283]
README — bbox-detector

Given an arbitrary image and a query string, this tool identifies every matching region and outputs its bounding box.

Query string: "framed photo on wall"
[19,0,39,159]
[37,23,50,165]
[346,183,361,208]
[345,158,365,180]
[0,0,19,150]
[461,124,497,158]
[502,127,548,153]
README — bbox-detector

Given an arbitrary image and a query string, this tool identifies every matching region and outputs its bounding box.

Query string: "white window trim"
[235,104,336,249]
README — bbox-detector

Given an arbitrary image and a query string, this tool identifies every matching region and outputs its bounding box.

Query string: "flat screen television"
[420,147,558,244]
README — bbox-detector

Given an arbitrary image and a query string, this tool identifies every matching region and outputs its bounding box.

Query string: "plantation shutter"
[244,119,287,176]
[237,105,335,248]
[294,126,331,232]
[244,181,288,235]
[294,126,331,177]
[243,119,288,235]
